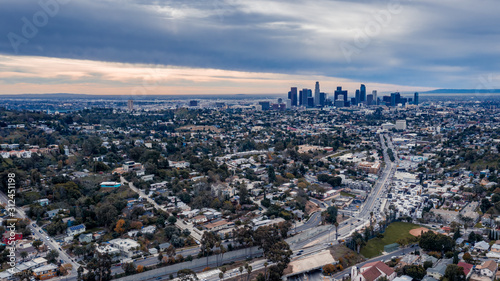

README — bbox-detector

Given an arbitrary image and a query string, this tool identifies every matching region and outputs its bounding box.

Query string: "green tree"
[444,264,466,281]
[325,206,338,224]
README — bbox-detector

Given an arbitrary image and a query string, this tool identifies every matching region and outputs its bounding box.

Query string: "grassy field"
[340,191,356,198]
[360,222,421,258]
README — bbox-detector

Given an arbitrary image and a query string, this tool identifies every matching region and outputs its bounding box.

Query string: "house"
[457,262,473,278]
[46,208,68,218]
[67,224,86,236]
[427,264,447,280]
[351,261,396,281]
[79,233,93,243]
[475,241,491,251]
[191,215,207,224]
[477,260,498,277]
[95,244,121,259]
[159,242,171,251]
[108,238,140,258]
[62,216,76,226]
[141,174,154,181]
[141,225,156,234]
[32,264,58,280]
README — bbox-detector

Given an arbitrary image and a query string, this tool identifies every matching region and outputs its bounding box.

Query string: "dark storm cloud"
[1,0,500,88]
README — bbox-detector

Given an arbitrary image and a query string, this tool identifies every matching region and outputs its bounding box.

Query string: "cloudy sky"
[0,0,499,95]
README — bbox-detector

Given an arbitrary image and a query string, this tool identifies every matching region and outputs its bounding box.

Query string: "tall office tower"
[302,88,309,106]
[390,92,401,106]
[299,90,304,106]
[314,81,320,106]
[334,86,348,102]
[287,91,291,100]
[414,92,419,105]
[286,99,292,109]
[127,99,134,111]
[360,84,366,102]
[319,92,326,107]
[372,90,377,105]
[290,87,298,106]
[355,90,360,105]
[367,94,373,105]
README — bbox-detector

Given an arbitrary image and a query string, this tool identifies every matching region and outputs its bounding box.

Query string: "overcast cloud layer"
[1,0,500,93]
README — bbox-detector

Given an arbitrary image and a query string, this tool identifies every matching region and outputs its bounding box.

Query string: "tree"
[444,264,466,281]
[178,269,198,281]
[402,265,426,280]
[245,264,252,281]
[122,262,136,275]
[168,216,177,225]
[480,198,493,213]
[80,253,112,281]
[20,251,28,261]
[453,228,461,241]
[166,245,176,258]
[419,231,455,252]
[325,206,338,224]
[32,240,43,252]
[322,264,336,276]
[463,252,473,263]
[95,204,118,228]
[46,250,59,263]
[114,219,126,234]
[137,265,145,273]
[334,222,339,240]
[158,253,164,264]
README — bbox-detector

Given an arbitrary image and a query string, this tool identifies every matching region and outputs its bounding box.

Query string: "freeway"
[0,191,80,279]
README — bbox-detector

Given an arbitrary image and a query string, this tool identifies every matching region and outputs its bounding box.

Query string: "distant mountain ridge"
[423,89,500,94]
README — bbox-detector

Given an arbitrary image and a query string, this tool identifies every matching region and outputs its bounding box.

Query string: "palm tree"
[239,266,244,281]
[264,262,268,281]
[334,222,339,240]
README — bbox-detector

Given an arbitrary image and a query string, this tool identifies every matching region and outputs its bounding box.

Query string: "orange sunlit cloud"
[0,55,433,96]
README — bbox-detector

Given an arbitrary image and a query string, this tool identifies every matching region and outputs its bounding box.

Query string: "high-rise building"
[286,99,292,109]
[334,86,348,102]
[307,97,314,108]
[259,101,270,110]
[127,99,134,111]
[360,84,366,103]
[355,90,360,105]
[372,90,377,105]
[367,94,373,105]
[414,92,419,105]
[351,97,357,106]
[395,120,407,130]
[290,87,298,106]
[189,100,198,107]
[314,81,320,106]
[301,88,309,106]
[278,98,283,104]
[390,92,401,106]
[319,92,326,107]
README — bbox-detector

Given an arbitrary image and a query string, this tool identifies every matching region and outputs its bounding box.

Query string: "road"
[0,191,80,279]
[120,176,202,242]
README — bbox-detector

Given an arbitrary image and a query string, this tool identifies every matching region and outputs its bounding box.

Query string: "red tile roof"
[362,266,382,281]
[458,262,473,276]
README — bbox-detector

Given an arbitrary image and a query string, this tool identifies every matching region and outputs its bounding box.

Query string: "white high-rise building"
[372,90,377,105]
[395,120,407,131]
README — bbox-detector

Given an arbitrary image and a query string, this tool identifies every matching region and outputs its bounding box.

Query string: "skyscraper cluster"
[280,82,420,110]
[287,81,326,108]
